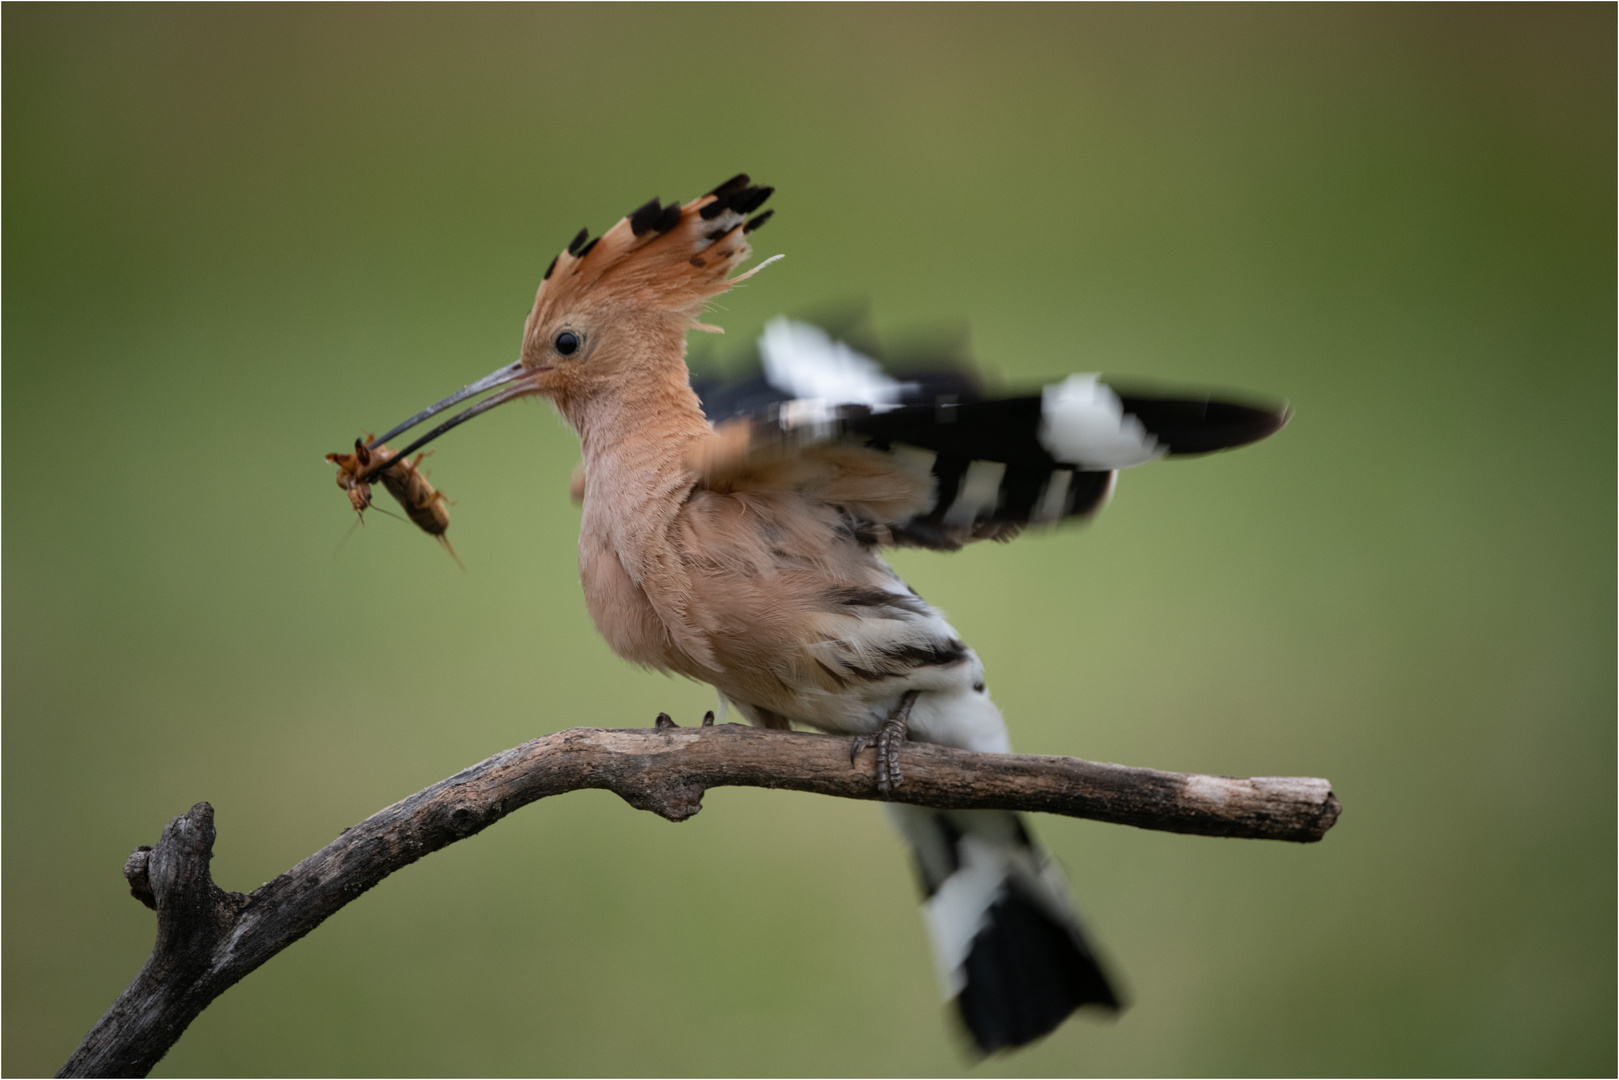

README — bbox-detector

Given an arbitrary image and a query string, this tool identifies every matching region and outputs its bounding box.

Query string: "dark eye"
[554,331,580,356]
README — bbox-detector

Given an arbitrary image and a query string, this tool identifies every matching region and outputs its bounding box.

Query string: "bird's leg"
[877,691,918,792]
[701,710,715,727]
[849,690,919,795]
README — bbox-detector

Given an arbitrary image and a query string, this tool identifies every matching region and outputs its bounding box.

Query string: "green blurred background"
[5,5,1612,1076]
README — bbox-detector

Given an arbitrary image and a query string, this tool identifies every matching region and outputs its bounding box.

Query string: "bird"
[354,174,1288,1054]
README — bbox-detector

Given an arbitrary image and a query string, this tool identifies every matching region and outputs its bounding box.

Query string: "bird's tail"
[885,804,1122,1053]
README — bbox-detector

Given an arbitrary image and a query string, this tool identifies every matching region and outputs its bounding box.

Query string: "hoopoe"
[354,174,1288,1053]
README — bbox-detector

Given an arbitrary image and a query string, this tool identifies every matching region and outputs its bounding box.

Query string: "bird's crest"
[526,174,778,336]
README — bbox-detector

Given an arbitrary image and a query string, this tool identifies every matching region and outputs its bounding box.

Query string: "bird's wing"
[686,318,1289,551]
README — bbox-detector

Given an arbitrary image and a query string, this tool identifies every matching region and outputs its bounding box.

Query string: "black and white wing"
[692,317,1288,551]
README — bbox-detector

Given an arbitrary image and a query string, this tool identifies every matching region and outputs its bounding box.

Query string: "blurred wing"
[692,316,983,424]
[690,318,1288,551]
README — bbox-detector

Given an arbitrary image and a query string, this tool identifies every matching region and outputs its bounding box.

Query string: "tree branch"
[58,723,1341,1077]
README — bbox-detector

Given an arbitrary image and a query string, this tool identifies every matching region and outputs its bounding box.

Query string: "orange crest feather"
[527,175,777,333]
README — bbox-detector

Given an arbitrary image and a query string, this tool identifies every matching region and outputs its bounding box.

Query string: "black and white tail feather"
[693,317,1285,1053]
[694,316,1288,551]
[888,804,1122,1052]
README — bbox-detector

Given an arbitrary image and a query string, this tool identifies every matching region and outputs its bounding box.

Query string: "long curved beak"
[357,361,540,477]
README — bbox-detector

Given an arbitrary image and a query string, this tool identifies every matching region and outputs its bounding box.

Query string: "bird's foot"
[654,711,715,732]
[850,691,919,795]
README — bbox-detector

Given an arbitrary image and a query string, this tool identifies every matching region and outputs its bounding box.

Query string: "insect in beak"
[356,360,542,481]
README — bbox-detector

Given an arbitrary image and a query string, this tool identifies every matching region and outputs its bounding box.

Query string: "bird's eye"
[554,331,581,356]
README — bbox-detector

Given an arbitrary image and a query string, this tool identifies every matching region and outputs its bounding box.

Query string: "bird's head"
[356,175,776,473]
[519,175,776,421]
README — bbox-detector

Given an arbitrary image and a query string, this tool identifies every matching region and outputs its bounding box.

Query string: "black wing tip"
[1200,399,1290,454]
[1114,390,1292,456]
[1182,399,1289,455]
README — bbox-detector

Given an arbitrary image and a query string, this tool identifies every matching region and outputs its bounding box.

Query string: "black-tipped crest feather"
[708,172,750,197]
[729,185,773,215]
[655,202,683,232]
[629,198,663,236]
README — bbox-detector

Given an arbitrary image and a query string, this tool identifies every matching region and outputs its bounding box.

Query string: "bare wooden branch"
[58,723,1340,1077]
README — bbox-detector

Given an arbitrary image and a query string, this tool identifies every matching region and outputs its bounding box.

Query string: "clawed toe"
[876,724,904,793]
[855,691,919,795]
[657,711,718,732]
